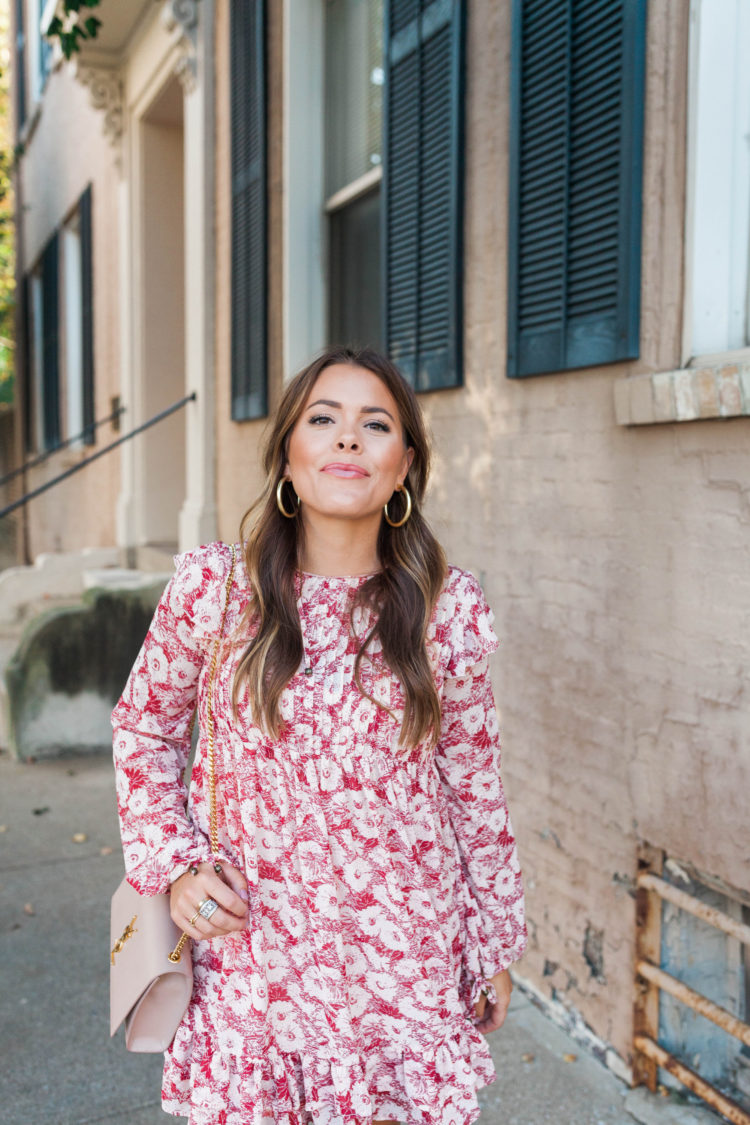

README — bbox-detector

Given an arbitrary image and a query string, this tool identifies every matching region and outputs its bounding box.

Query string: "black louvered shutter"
[14,0,25,132]
[20,274,32,453]
[383,0,466,391]
[230,0,267,421]
[41,233,60,450]
[507,0,646,378]
[79,185,95,443]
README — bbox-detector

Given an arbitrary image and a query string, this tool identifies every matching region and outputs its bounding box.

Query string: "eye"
[366,419,391,433]
[308,414,333,425]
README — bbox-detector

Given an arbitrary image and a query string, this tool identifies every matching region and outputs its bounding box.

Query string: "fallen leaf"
[0,824,7,833]
[521,1053,535,1063]
[32,806,50,816]
[563,1053,578,1063]
[24,903,35,915]
[72,832,88,844]
[100,846,113,856]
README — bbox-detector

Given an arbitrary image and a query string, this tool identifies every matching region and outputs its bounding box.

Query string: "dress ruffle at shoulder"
[112,543,527,1125]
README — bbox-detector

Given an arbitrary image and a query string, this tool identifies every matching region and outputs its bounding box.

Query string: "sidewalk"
[0,752,718,1125]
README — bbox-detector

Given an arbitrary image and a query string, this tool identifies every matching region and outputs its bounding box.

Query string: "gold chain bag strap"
[169,541,237,963]
[110,544,237,1052]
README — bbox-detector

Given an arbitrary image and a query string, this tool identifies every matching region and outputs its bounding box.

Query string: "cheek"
[286,427,317,474]
[381,442,410,479]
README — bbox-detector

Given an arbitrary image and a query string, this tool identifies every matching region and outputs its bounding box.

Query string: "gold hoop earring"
[383,485,412,528]
[276,478,299,519]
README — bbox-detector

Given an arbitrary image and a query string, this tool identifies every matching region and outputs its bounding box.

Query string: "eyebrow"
[306,398,396,423]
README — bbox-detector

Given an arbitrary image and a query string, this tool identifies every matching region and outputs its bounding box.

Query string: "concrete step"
[0,547,120,626]
[0,551,172,760]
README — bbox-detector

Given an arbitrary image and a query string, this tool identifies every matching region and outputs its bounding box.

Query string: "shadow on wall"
[4,580,167,760]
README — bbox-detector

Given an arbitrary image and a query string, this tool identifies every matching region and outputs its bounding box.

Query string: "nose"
[336,434,360,451]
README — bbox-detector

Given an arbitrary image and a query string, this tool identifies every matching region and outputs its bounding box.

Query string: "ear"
[400,446,415,483]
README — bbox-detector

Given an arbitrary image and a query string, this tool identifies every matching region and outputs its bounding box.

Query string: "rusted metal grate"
[634,847,750,1125]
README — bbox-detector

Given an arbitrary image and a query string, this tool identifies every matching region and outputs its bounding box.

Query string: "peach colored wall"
[420,0,748,1063]
[18,56,121,557]
[213,0,750,1065]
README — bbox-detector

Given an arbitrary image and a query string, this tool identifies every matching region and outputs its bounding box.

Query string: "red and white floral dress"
[111,540,527,1125]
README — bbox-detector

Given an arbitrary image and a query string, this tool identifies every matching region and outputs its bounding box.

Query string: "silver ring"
[197,898,219,920]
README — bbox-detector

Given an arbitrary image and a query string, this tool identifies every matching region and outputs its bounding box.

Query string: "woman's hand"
[170,861,249,941]
[473,969,513,1034]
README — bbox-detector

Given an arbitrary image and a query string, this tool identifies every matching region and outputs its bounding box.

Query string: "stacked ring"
[189,910,201,926]
[197,898,219,920]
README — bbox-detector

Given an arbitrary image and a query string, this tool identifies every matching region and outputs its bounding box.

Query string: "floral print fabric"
[111,541,527,1125]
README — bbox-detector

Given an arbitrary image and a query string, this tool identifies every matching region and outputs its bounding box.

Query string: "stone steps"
[0,547,174,759]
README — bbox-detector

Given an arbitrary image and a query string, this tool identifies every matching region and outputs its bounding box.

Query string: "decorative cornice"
[174,52,198,95]
[76,66,124,148]
[161,0,200,92]
[161,0,199,41]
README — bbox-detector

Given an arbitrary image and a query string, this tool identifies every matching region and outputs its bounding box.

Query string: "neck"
[297,511,381,576]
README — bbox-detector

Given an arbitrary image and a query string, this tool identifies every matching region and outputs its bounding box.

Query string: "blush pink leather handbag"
[109,544,237,1052]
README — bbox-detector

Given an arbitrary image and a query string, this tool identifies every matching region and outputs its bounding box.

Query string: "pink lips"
[322,462,369,479]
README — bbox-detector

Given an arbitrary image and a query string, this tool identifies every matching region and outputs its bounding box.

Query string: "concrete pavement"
[0,752,719,1125]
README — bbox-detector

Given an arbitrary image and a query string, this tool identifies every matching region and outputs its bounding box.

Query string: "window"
[686,0,750,360]
[284,0,466,392]
[507,0,646,378]
[27,0,52,106]
[25,231,60,452]
[324,0,384,349]
[230,0,268,421]
[382,0,466,391]
[62,185,95,446]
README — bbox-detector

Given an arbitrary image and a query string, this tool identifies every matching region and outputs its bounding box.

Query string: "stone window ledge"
[614,362,750,426]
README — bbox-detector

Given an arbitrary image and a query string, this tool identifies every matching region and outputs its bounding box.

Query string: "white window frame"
[283,0,386,380]
[283,0,327,382]
[62,209,84,447]
[683,0,750,367]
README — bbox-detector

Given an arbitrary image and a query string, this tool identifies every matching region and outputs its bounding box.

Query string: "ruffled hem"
[161,1018,495,1125]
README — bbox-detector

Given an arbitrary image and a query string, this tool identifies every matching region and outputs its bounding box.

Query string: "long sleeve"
[433,572,527,1004]
[111,545,226,895]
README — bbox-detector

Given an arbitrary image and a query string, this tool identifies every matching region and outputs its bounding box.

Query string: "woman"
[112,345,527,1125]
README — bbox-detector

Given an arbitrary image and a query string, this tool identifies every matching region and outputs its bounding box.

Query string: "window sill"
[614,362,750,426]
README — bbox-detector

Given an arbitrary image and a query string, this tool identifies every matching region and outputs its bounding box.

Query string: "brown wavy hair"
[230,344,448,752]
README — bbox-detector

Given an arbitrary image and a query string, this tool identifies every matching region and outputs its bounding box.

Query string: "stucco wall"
[213,0,750,1065]
[420,0,748,1062]
[18,57,121,558]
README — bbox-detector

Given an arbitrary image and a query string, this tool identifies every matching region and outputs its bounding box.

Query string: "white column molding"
[178,0,218,549]
[115,154,137,552]
[76,65,124,150]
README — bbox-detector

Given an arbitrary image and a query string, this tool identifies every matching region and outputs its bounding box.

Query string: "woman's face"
[283,363,414,525]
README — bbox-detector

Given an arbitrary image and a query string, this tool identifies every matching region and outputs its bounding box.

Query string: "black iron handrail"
[0,402,127,488]
[0,392,197,520]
